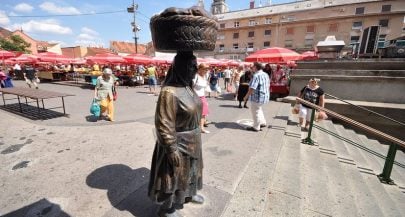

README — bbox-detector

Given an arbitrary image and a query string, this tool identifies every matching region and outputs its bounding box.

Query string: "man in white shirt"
[223,66,232,91]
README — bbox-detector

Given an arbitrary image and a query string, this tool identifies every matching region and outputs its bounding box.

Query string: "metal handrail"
[296,97,404,184]
[325,93,405,126]
[296,98,405,148]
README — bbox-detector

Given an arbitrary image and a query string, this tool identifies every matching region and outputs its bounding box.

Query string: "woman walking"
[297,78,325,130]
[193,63,211,133]
[94,68,117,122]
[237,70,252,108]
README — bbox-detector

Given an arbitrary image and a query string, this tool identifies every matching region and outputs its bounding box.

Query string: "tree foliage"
[0,35,31,53]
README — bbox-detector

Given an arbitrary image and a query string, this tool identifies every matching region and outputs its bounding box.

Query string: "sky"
[0,0,294,48]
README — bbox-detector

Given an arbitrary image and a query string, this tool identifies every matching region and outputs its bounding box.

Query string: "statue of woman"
[148,51,204,217]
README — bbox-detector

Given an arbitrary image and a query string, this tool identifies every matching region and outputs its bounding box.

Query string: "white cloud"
[9,11,19,16]
[75,39,105,48]
[81,27,99,36]
[9,19,73,35]
[39,2,80,15]
[48,40,68,47]
[77,33,96,40]
[14,3,34,13]
[0,10,10,25]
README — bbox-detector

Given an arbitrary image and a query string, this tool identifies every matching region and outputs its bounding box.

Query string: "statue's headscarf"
[164,51,197,87]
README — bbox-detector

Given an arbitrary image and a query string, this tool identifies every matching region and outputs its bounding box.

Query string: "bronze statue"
[148,6,217,217]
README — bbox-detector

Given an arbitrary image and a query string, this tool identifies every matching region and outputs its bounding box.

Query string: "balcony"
[214,47,259,54]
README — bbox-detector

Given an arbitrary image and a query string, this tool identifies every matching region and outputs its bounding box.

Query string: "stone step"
[356,134,405,189]
[333,127,404,217]
[312,129,360,217]
[333,124,375,172]
[221,103,291,217]
[317,121,355,164]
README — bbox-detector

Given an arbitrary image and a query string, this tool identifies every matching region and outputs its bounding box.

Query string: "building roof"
[216,0,379,20]
[0,27,12,38]
[110,41,146,54]
[86,47,114,57]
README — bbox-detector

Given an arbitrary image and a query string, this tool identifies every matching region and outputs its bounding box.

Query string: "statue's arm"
[156,89,177,153]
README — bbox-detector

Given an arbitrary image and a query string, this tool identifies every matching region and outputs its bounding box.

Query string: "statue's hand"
[167,150,181,167]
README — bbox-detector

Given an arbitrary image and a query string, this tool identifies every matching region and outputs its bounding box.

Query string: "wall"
[289,60,405,104]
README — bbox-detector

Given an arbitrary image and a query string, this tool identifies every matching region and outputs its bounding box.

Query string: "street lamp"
[127,1,139,53]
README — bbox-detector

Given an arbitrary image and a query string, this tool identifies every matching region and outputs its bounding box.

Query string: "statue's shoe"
[158,210,183,217]
[191,194,205,204]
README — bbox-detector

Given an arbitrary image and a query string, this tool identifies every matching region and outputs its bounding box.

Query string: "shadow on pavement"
[214,121,244,130]
[273,115,289,121]
[1,198,71,217]
[0,103,66,120]
[86,165,158,217]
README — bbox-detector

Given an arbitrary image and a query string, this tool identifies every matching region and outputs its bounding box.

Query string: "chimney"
[250,0,255,9]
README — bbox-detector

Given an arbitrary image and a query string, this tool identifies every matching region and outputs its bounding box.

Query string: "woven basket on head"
[150,8,218,52]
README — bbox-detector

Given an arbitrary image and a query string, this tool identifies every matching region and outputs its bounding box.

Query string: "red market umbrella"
[245,47,303,63]
[301,51,319,60]
[0,50,16,59]
[9,54,38,64]
[86,53,125,64]
[37,52,72,64]
[152,56,173,65]
[123,53,153,64]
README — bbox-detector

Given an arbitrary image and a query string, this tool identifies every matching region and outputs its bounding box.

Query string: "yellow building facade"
[213,0,405,60]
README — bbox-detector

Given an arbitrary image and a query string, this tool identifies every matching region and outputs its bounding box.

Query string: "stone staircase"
[221,102,405,217]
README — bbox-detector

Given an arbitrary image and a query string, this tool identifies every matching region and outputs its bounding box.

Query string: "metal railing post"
[302,108,316,145]
[377,143,398,185]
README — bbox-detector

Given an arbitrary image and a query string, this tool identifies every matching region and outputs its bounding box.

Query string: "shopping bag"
[316,110,328,122]
[292,103,300,114]
[226,84,233,93]
[90,99,100,117]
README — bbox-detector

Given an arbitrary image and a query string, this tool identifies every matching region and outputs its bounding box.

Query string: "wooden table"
[0,87,74,118]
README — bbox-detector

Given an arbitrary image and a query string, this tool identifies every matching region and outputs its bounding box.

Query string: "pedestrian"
[13,63,21,79]
[243,62,270,132]
[223,66,232,90]
[94,68,117,122]
[272,64,285,84]
[297,78,325,131]
[232,65,243,100]
[23,64,39,89]
[193,63,210,133]
[237,70,252,108]
[147,64,159,95]
[208,69,220,98]
[149,51,204,217]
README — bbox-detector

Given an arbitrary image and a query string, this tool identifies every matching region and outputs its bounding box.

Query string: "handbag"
[90,98,100,117]
[292,103,300,114]
[112,86,117,101]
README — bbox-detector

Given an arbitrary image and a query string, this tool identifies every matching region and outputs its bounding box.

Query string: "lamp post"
[127,1,139,53]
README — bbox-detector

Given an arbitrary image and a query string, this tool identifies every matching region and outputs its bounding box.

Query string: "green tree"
[0,35,31,53]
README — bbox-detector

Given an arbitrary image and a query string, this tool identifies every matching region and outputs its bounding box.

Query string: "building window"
[305,39,314,48]
[263,41,270,48]
[217,34,225,40]
[220,23,225,29]
[329,23,338,32]
[379,19,389,27]
[230,55,240,60]
[352,21,363,29]
[306,25,315,33]
[233,32,239,39]
[264,29,271,36]
[247,42,254,48]
[219,44,224,52]
[287,15,296,22]
[355,7,365,15]
[285,40,293,48]
[234,21,240,28]
[286,27,294,35]
[350,36,360,43]
[248,31,255,37]
[249,20,256,26]
[265,18,272,24]
[381,5,391,12]
[233,43,239,50]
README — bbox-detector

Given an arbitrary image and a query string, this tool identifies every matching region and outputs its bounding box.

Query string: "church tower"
[196,0,205,8]
[211,0,229,15]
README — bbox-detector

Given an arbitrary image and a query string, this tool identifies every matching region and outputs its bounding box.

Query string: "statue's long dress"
[148,85,203,207]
